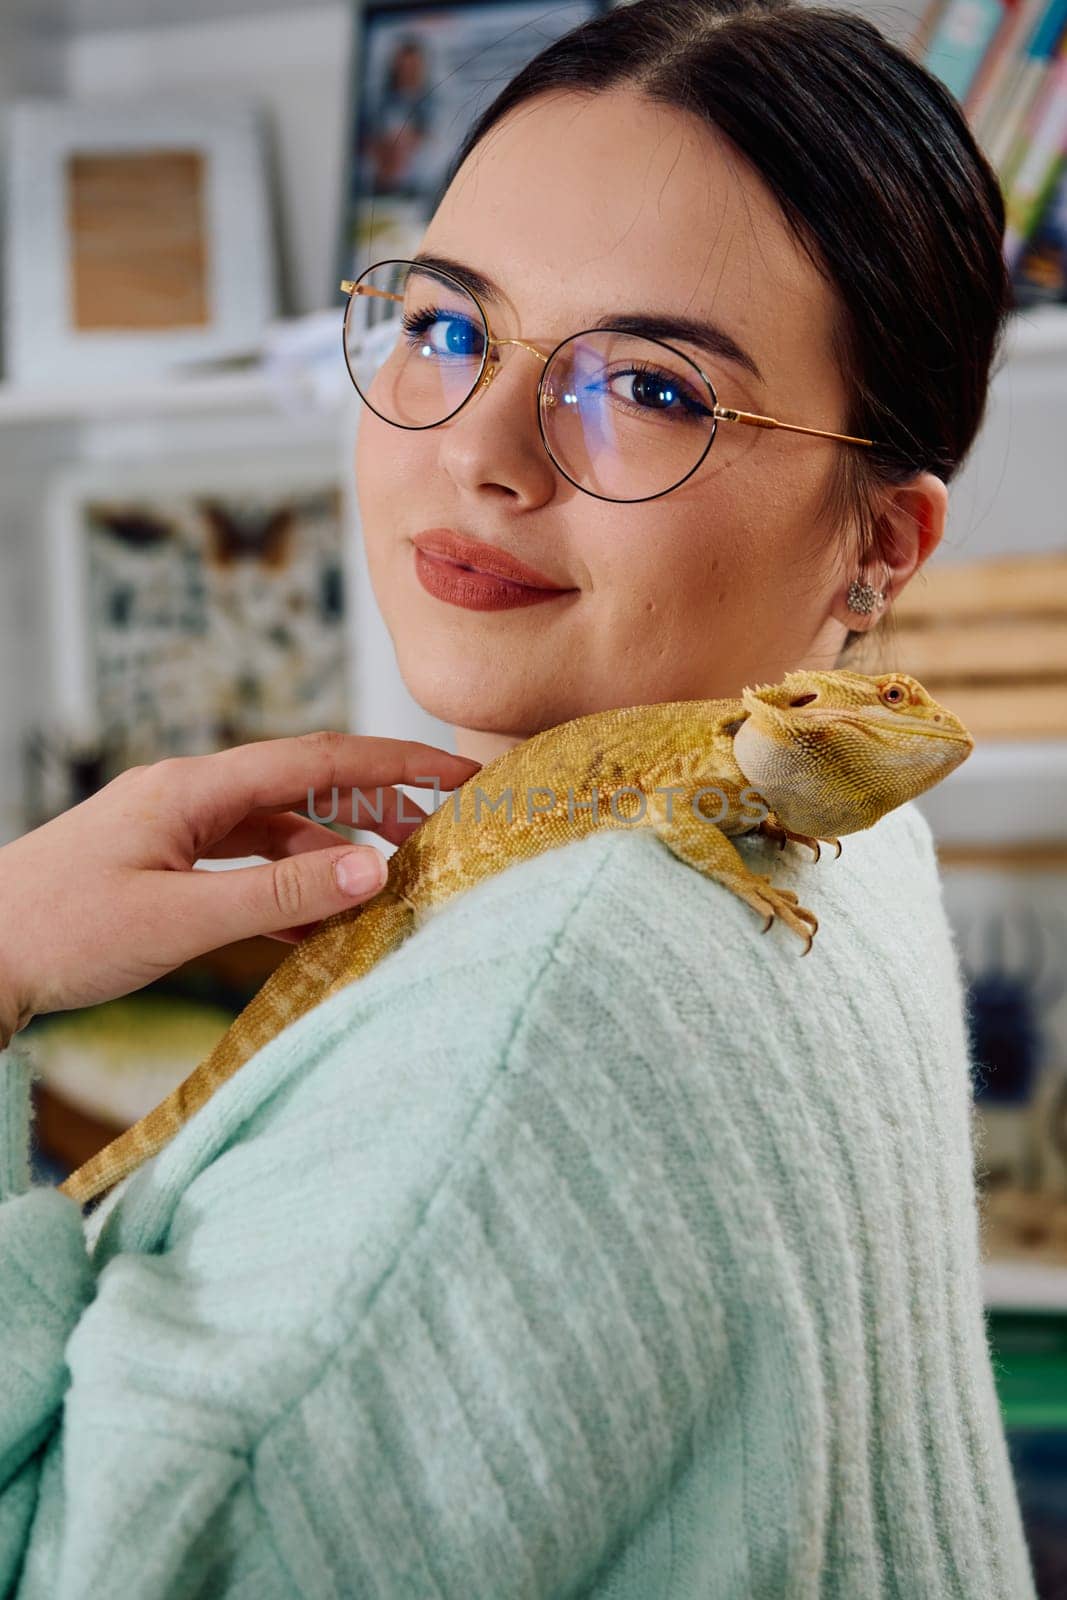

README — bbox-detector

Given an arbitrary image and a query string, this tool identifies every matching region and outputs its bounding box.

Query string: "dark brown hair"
[437,0,1013,663]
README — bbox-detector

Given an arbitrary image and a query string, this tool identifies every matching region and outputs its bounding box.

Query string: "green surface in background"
[988,1311,1067,1429]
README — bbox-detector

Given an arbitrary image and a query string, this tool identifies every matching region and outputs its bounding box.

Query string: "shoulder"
[392,795,951,1047]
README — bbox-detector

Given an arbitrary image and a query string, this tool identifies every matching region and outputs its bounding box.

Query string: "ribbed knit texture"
[0,802,1037,1597]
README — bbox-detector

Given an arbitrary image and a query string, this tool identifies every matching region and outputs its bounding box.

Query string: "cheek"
[355,414,441,565]
[355,413,416,511]
[355,417,426,599]
[586,470,809,646]
[596,492,757,607]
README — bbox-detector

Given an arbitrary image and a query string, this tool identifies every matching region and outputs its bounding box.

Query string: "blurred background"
[0,0,1064,1589]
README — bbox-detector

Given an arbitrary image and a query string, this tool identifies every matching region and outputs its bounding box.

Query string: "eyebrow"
[409,251,765,386]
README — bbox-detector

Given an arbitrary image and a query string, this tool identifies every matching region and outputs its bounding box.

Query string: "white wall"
[931,323,1067,565]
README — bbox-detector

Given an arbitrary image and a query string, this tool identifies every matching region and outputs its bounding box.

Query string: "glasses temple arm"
[715,405,874,448]
[341,280,404,303]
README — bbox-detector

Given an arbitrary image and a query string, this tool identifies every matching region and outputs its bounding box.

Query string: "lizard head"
[731,668,974,836]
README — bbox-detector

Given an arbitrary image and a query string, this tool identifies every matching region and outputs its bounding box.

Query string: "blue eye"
[401,306,484,359]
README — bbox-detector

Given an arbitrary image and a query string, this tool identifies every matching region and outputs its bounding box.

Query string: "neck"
[452,726,528,764]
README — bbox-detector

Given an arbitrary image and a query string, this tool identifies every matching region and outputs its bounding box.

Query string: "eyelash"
[399,306,713,421]
[401,306,483,353]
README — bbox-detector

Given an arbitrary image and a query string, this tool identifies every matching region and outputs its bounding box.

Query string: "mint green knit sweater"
[0,802,1037,1597]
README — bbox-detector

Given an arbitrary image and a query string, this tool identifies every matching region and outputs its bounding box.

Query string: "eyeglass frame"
[340,259,879,506]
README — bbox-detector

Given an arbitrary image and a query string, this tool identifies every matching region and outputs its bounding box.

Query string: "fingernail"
[335,850,386,897]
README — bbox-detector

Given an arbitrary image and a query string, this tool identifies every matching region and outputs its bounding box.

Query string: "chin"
[393,649,526,732]
[396,643,588,738]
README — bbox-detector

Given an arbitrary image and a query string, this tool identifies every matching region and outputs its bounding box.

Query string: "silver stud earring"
[846,577,885,615]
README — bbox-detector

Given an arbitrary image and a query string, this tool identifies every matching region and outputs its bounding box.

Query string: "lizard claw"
[746,874,819,951]
[759,817,825,861]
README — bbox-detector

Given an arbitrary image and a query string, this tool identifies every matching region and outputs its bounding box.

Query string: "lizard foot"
[742,874,819,955]
[758,817,841,861]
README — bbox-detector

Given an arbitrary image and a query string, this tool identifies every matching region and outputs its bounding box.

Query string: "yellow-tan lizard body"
[60,667,973,1206]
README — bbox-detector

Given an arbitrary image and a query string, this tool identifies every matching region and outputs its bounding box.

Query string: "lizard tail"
[59,888,415,1208]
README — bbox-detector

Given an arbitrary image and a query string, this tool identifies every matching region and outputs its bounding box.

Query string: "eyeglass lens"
[344,260,719,502]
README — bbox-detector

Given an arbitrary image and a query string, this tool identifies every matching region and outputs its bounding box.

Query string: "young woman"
[0,1,1038,1593]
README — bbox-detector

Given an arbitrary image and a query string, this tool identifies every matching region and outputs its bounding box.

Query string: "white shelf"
[0,357,352,428]
[942,737,1067,780]
[9,0,331,35]
[0,368,282,425]
[913,736,1067,847]
[983,1258,1067,1312]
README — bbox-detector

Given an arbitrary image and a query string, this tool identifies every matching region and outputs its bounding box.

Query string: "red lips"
[411,528,573,591]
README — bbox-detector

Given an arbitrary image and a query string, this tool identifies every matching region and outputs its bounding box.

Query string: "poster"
[338,0,607,279]
[44,458,350,790]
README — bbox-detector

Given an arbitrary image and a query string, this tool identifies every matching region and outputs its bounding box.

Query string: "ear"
[830,471,948,630]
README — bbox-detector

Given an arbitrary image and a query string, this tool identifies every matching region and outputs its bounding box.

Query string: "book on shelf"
[985,0,1067,175]
[1003,35,1067,265]
[922,0,1008,102]
[1013,149,1067,298]
[967,0,1050,140]
[916,0,1067,302]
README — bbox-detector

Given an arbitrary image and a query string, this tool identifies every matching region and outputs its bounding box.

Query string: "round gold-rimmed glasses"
[340,258,878,505]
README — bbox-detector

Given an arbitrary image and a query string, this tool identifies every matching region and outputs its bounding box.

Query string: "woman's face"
[356,86,939,759]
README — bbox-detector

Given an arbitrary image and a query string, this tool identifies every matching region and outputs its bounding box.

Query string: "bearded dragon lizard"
[59,667,973,1207]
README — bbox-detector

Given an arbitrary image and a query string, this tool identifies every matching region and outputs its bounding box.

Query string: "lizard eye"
[880,682,908,705]
[789,693,818,707]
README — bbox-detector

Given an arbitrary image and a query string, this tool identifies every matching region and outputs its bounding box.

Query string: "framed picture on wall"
[4,95,278,388]
[336,0,610,284]
[39,453,351,792]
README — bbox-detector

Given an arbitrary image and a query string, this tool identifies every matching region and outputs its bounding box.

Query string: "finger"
[237,785,432,849]
[198,819,415,940]
[199,811,398,942]
[200,811,349,860]
[301,783,432,844]
[181,733,481,853]
[157,841,392,951]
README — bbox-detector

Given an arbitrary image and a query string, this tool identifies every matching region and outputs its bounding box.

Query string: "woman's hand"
[0,731,483,1049]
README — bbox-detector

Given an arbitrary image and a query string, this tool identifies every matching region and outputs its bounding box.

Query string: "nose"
[475,338,551,407]
[434,337,559,503]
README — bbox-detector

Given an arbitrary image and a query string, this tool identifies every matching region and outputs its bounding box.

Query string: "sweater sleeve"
[0,1046,95,1583]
